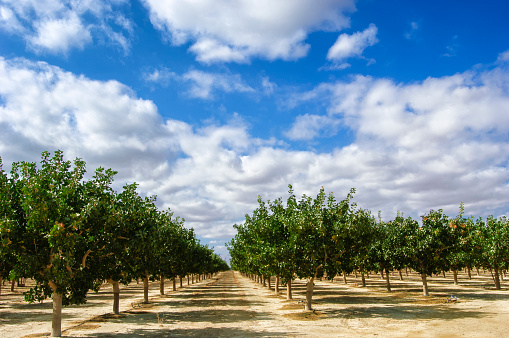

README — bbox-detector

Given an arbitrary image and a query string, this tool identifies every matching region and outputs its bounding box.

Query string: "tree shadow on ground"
[82,326,289,337]
[323,304,491,321]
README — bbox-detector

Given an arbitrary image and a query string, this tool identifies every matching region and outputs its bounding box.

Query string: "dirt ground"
[0,270,508,337]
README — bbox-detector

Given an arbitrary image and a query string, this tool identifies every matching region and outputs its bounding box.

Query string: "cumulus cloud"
[327,23,378,61]
[287,64,509,217]
[1,55,509,242]
[0,57,176,187]
[0,0,132,54]
[141,0,356,63]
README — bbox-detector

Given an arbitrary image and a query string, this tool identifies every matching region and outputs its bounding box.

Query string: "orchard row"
[0,151,229,337]
[227,185,508,311]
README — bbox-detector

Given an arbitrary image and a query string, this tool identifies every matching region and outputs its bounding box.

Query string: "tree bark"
[343,272,348,284]
[380,270,384,280]
[143,273,149,303]
[275,275,280,294]
[109,279,120,315]
[361,271,366,287]
[494,267,501,290]
[0,276,2,297]
[453,270,458,285]
[421,273,429,296]
[52,292,63,337]
[159,276,165,295]
[267,276,271,290]
[172,278,176,291]
[49,282,62,337]
[467,267,472,279]
[10,279,14,292]
[180,276,183,288]
[304,278,314,311]
[286,279,292,300]
[385,269,391,292]
[398,269,403,280]
[187,275,190,285]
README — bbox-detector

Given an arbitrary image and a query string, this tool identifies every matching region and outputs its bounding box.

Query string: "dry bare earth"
[0,270,508,337]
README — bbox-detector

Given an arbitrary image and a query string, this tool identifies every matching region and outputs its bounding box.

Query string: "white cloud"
[181,70,255,100]
[285,114,340,141]
[287,66,509,217]
[29,12,92,53]
[0,0,132,54]
[327,23,378,61]
[497,49,509,62]
[141,0,356,63]
[0,57,176,186]
[1,56,509,243]
[261,76,277,96]
[142,67,177,87]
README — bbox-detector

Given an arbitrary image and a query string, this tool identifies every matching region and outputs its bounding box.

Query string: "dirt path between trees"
[1,270,509,337]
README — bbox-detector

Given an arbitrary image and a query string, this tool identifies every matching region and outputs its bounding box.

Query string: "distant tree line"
[227,185,508,311]
[0,150,229,337]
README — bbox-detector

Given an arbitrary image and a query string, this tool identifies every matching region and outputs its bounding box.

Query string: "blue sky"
[1,0,509,260]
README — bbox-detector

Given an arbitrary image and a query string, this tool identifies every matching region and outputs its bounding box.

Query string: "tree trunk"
[361,271,366,287]
[10,279,15,292]
[476,267,480,275]
[286,279,292,300]
[380,270,384,280]
[160,276,165,295]
[180,276,183,288]
[187,275,190,285]
[343,272,348,284]
[405,267,409,276]
[453,270,458,285]
[467,267,472,279]
[442,271,446,278]
[267,276,271,290]
[192,274,194,284]
[52,292,63,337]
[304,278,314,311]
[398,269,403,280]
[494,267,501,290]
[0,276,2,297]
[421,273,429,296]
[262,275,266,287]
[49,282,62,337]
[275,275,280,294]
[385,269,391,292]
[143,273,149,303]
[109,280,120,315]
[172,278,176,291]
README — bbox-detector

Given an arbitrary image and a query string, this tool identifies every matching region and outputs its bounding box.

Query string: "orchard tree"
[407,210,452,296]
[115,183,160,304]
[371,214,414,292]
[0,151,115,336]
[0,157,16,296]
[475,216,509,289]
[291,186,355,311]
[445,203,472,285]
[350,209,377,287]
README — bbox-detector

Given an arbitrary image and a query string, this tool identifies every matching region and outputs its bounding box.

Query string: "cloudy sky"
[1,0,508,260]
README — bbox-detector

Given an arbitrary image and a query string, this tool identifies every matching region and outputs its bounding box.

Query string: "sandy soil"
[0,270,508,337]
